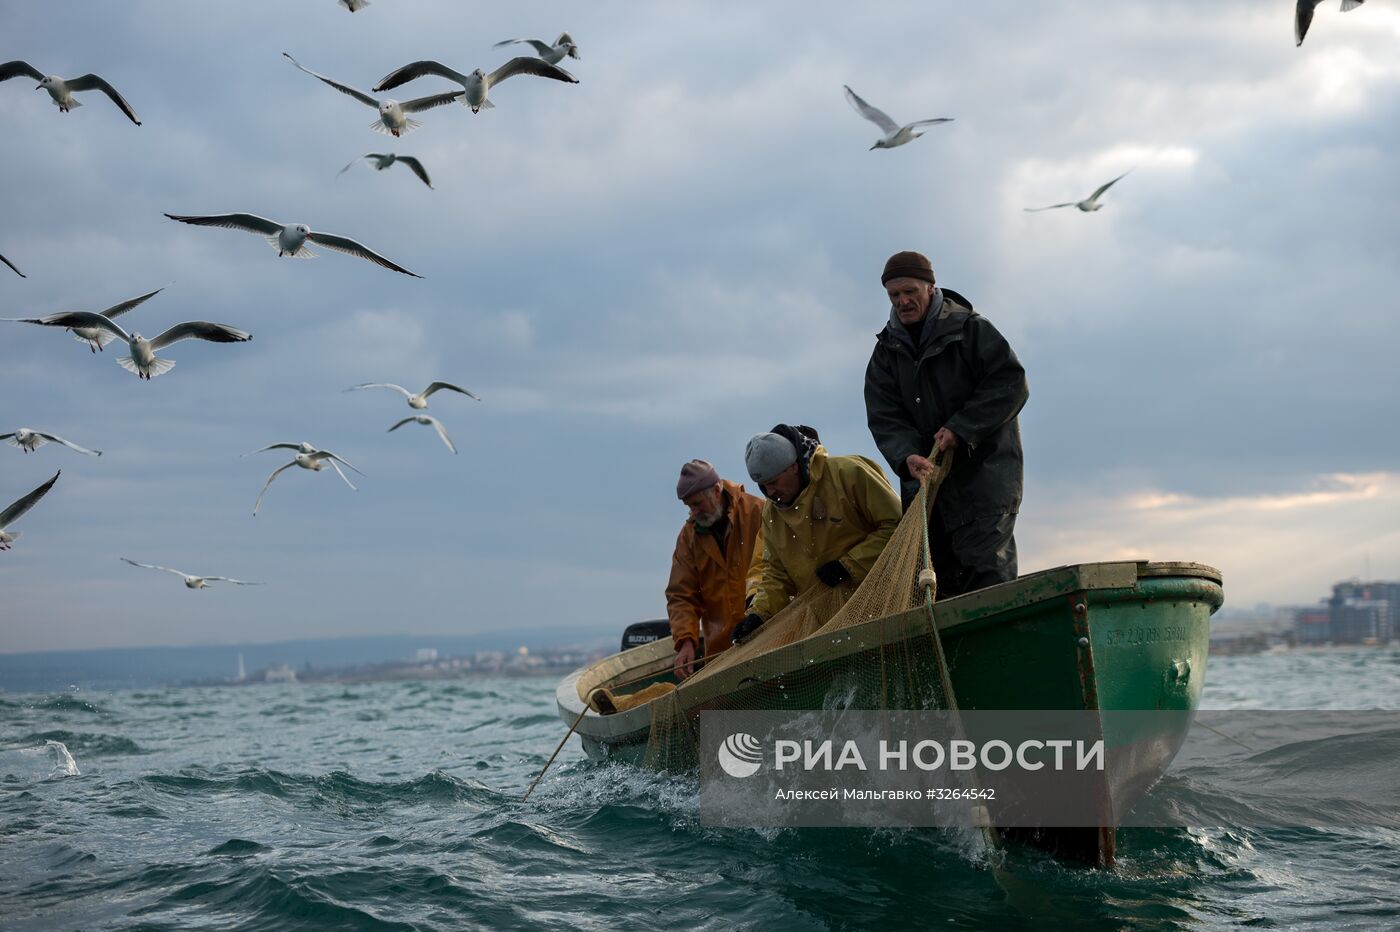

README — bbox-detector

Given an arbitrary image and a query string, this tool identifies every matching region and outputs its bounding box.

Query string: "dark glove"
[732,612,765,644]
[815,560,851,587]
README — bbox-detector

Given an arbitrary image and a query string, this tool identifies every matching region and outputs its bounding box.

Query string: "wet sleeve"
[836,460,904,581]
[664,534,702,649]
[942,318,1029,449]
[749,519,797,620]
[864,345,923,481]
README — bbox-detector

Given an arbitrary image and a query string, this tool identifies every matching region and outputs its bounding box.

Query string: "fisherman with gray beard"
[664,460,767,680]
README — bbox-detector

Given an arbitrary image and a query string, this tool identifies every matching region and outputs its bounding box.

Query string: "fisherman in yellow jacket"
[732,425,903,643]
[665,459,767,680]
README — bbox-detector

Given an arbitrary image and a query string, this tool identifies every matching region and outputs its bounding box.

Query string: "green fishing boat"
[555,559,1223,866]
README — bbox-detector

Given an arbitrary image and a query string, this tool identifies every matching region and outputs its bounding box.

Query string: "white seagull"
[283,52,462,138]
[0,61,141,125]
[34,287,164,353]
[374,56,578,113]
[1297,0,1367,46]
[1025,171,1132,213]
[5,311,250,379]
[2,429,101,457]
[0,470,59,551]
[347,380,479,409]
[252,447,363,516]
[1,253,22,278]
[492,33,581,66]
[338,153,433,189]
[121,558,263,589]
[843,85,952,150]
[164,212,422,278]
[340,0,370,10]
[388,415,456,454]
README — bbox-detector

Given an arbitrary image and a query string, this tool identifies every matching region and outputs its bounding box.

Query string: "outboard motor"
[620,619,672,653]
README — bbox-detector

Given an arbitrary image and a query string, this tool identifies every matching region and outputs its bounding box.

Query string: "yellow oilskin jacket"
[749,446,902,620]
[666,480,767,656]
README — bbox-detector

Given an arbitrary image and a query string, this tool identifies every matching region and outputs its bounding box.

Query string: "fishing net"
[642,456,959,770]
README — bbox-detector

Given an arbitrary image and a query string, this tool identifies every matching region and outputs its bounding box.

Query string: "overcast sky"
[2,0,1397,653]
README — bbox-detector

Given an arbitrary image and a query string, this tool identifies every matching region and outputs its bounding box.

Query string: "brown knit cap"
[881,250,936,286]
[676,459,721,500]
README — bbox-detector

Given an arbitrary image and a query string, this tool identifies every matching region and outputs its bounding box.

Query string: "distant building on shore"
[1292,580,1399,646]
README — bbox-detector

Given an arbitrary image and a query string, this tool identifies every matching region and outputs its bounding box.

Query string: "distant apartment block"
[1291,580,1399,646]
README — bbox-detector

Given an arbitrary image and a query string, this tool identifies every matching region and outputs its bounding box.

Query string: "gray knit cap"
[744,432,798,484]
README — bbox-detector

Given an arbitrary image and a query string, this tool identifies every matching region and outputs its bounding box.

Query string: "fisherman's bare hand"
[674,639,697,681]
[906,454,935,480]
[933,427,960,454]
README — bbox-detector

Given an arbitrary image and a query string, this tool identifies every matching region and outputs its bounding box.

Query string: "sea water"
[2,647,1398,929]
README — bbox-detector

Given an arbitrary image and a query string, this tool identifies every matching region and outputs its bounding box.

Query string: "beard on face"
[693,504,725,528]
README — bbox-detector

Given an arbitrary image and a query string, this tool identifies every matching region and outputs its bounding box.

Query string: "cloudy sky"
[2,0,1397,653]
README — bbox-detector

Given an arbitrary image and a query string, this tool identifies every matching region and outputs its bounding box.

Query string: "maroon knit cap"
[881,250,936,286]
[676,459,721,500]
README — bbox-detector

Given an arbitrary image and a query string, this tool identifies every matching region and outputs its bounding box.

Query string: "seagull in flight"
[1025,171,1133,213]
[1296,0,1367,46]
[121,558,263,589]
[31,287,164,353]
[164,212,422,277]
[492,33,581,66]
[283,52,463,137]
[2,429,101,457]
[0,471,59,552]
[5,311,250,379]
[843,85,952,150]
[1,254,22,278]
[374,56,578,113]
[340,0,370,10]
[338,153,433,189]
[388,415,457,453]
[252,447,363,516]
[347,380,479,409]
[0,61,141,125]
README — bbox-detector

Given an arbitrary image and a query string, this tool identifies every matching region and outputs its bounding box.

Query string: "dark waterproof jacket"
[864,288,1028,528]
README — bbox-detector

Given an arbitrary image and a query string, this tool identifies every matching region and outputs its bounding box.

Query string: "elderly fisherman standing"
[731,425,902,643]
[864,250,1029,597]
[665,459,767,680]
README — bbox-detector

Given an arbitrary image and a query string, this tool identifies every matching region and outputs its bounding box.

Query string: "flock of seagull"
[0,1,1379,590]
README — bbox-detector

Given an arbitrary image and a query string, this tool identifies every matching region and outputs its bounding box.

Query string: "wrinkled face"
[683,484,724,527]
[886,277,935,326]
[758,462,801,506]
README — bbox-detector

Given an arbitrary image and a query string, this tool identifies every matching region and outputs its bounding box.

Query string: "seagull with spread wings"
[283,52,463,137]
[347,380,479,410]
[374,56,578,113]
[2,429,100,457]
[388,415,457,454]
[0,471,59,552]
[1,254,22,278]
[1025,171,1133,213]
[843,85,953,150]
[251,447,363,516]
[29,287,164,353]
[0,61,141,125]
[1296,0,1367,46]
[338,153,433,189]
[164,212,422,277]
[492,33,581,66]
[121,558,263,589]
[5,310,250,379]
